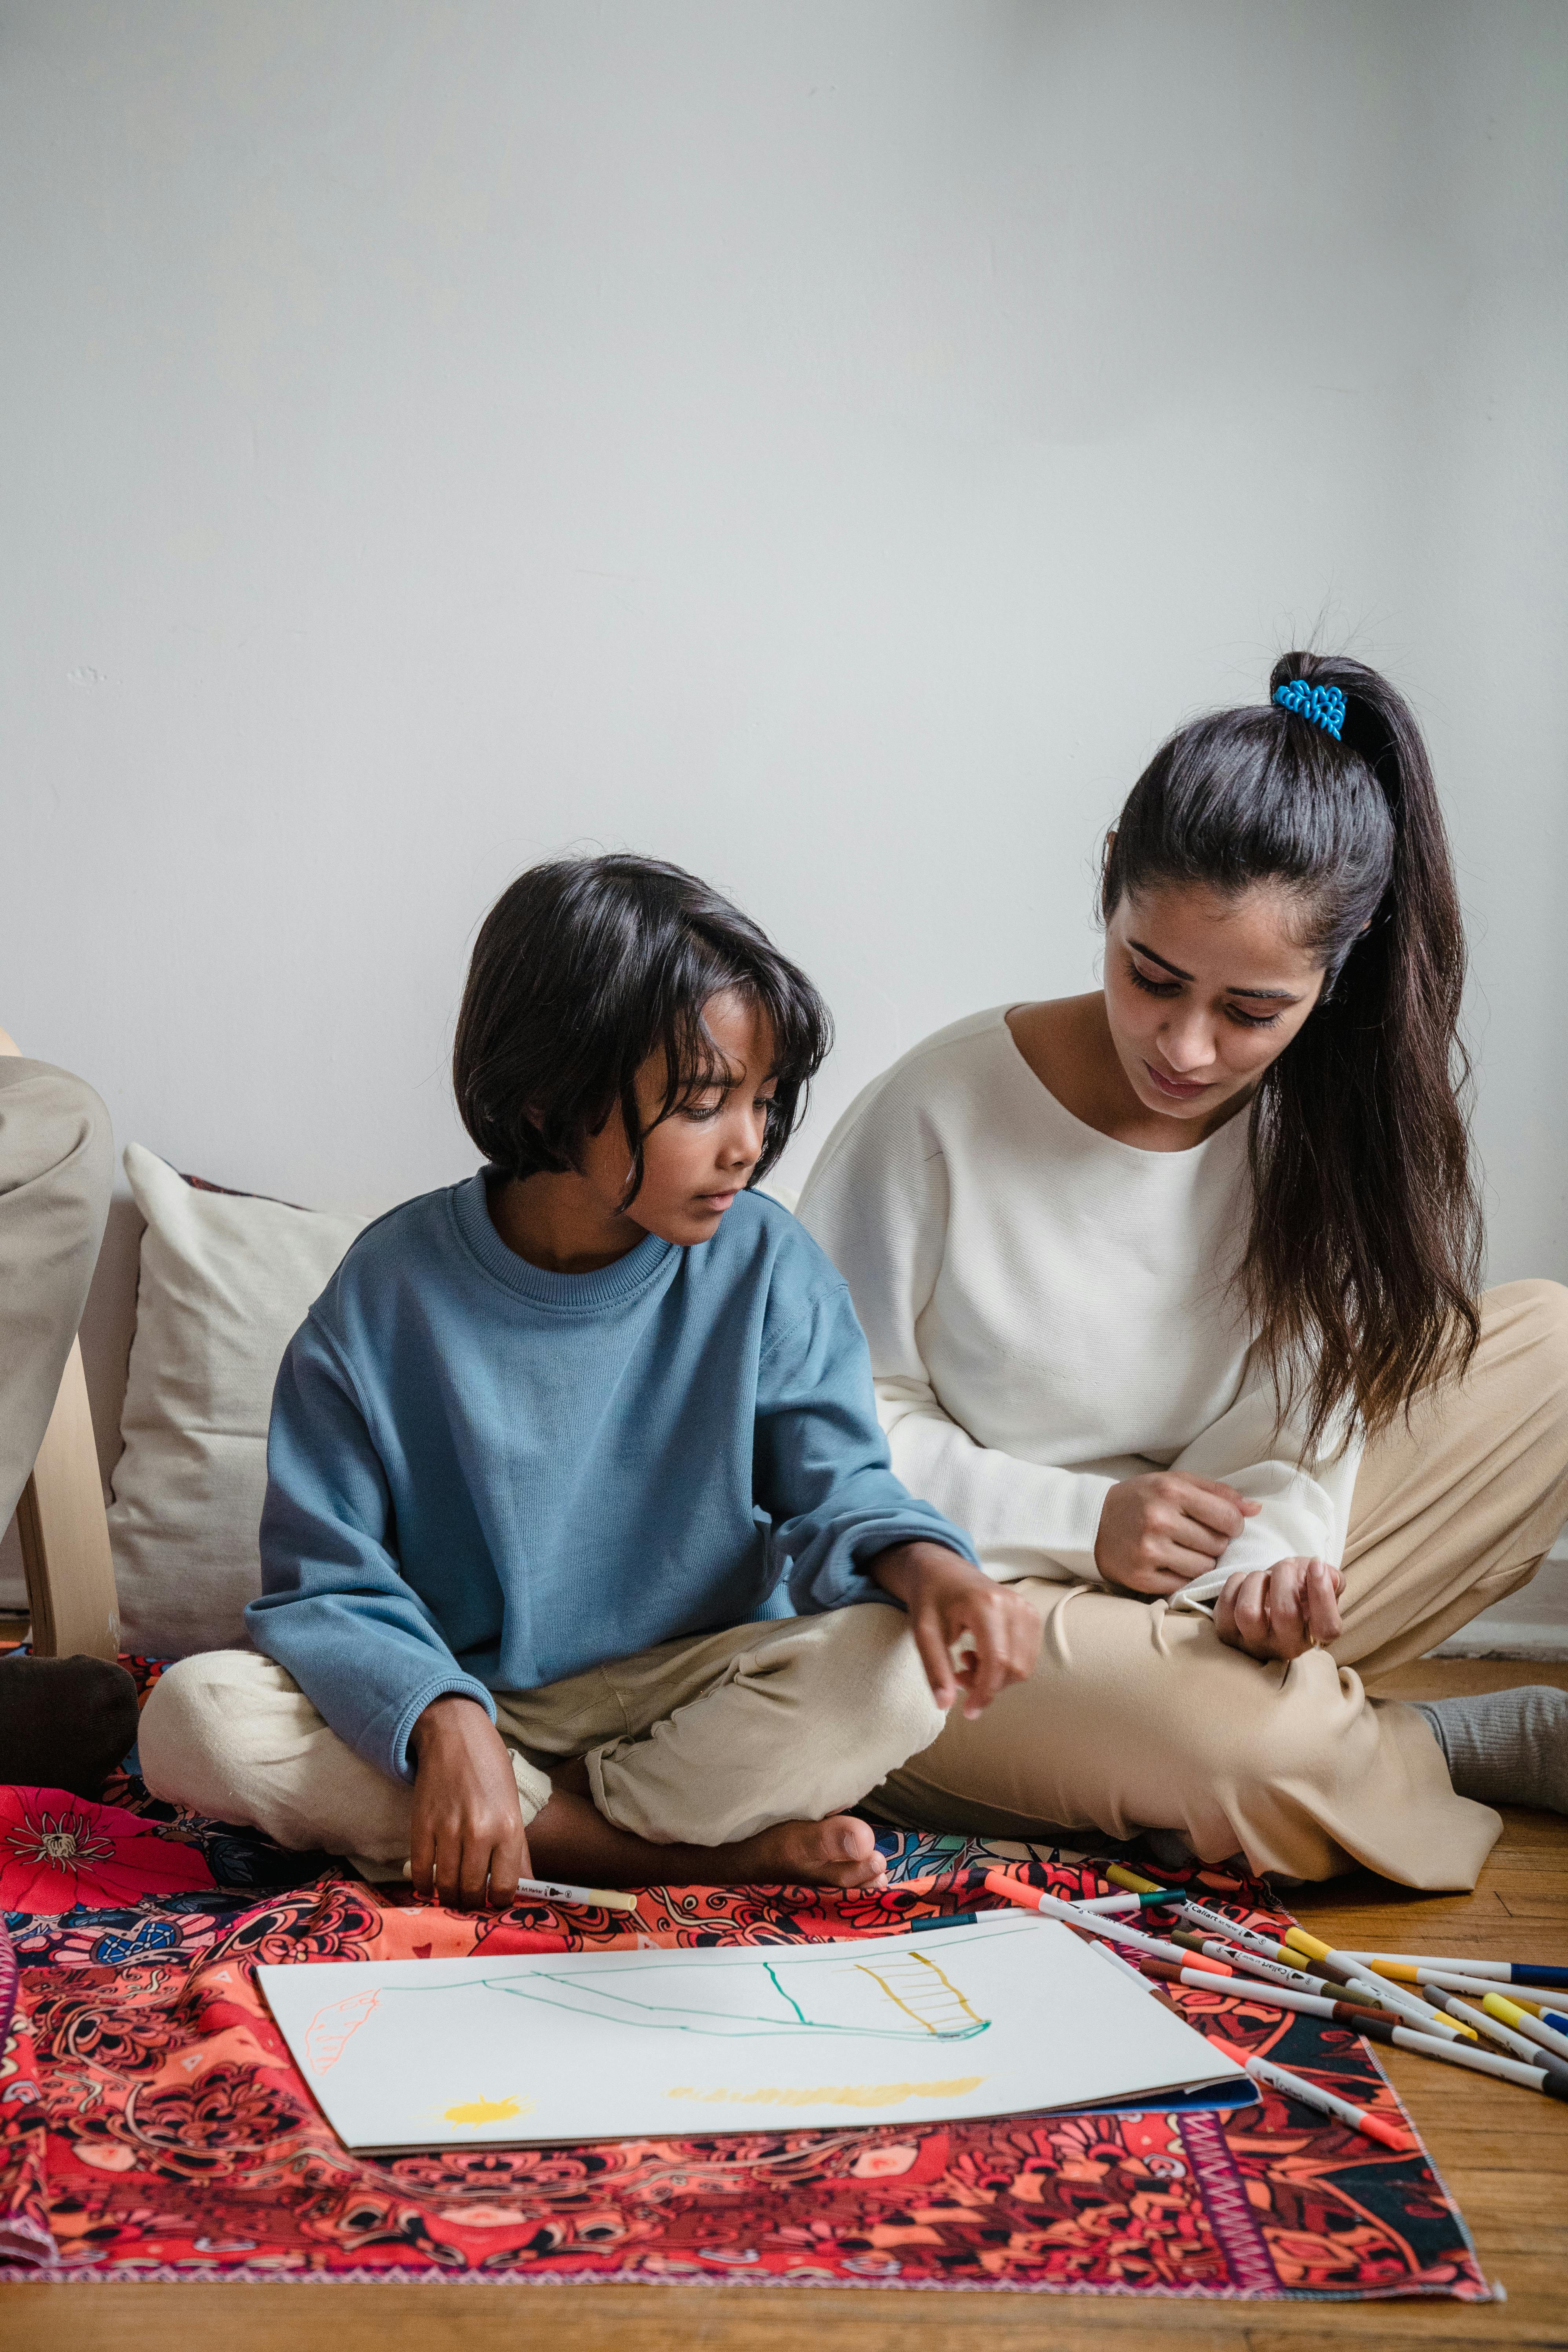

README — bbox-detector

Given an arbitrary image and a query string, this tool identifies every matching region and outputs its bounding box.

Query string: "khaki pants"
[139,1602,947,1860]
[875,1281,1568,1890]
[0,1058,113,1530]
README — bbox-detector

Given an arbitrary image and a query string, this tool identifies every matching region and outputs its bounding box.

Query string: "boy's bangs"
[656,977,771,1112]
[660,1007,745,1112]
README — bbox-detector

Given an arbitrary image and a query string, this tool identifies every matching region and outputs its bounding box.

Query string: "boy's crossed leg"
[140,1604,946,1902]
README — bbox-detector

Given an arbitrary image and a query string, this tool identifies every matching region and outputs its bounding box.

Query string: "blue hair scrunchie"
[1273,679,1346,740]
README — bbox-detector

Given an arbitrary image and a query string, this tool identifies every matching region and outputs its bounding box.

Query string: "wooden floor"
[5,1659,1565,2352]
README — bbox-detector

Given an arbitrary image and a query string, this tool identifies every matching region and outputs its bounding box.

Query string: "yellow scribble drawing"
[852,1952,985,2038]
[304,1989,382,2074]
[441,2094,536,2126]
[666,2077,984,2111]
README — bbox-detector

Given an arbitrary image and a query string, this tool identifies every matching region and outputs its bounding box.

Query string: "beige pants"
[0,1058,113,1529]
[876,1281,1568,1890]
[139,1602,947,1860]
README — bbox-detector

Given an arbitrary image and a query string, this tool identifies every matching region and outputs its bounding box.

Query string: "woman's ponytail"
[1105,652,1483,1450]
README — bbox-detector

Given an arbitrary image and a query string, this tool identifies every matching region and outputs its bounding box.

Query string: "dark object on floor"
[0,1652,139,1797]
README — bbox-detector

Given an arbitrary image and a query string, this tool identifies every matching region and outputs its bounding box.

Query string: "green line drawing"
[354,1945,993,2045]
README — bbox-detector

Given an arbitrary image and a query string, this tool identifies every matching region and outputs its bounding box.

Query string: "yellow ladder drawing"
[853,1951,986,2038]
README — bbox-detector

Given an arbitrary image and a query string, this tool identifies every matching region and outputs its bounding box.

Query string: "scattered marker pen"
[1335,1952,1568,1989]
[1281,1929,1477,2042]
[401,1866,639,1913]
[1170,1931,1388,2010]
[1179,1900,1286,1954]
[1178,1908,1474,2041]
[1441,1994,1563,2068]
[1391,2028,1568,2103]
[1208,2037,1417,2153]
[1393,1967,1552,2011]
[982,1871,1231,1973]
[1138,1956,1408,2033]
[1104,1865,1168,1896]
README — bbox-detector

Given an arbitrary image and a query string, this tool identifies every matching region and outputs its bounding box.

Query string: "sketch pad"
[258,1913,1249,2153]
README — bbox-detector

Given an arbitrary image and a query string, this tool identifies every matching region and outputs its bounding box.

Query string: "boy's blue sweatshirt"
[247,1176,976,1785]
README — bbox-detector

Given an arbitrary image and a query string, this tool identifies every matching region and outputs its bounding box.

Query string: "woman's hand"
[408,1694,530,1908]
[871,1541,1042,1718]
[1095,1472,1261,1595]
[1215,1556,1345,1661]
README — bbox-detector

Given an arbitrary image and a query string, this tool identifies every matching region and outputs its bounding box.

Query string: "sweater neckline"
[451,1172,678,1309]
[996,1006,1249,1169]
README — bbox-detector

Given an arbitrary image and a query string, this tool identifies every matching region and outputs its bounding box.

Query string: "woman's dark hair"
[1102,652,1483,1449]
[453,854,831,1201]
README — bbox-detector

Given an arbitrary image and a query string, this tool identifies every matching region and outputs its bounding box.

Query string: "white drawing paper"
[258,1913,1247,2152]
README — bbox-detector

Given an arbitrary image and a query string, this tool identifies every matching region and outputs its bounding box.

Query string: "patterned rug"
[0,1664,1490,2301]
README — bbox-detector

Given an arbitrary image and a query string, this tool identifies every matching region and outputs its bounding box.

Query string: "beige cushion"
[107,1145,368,1658]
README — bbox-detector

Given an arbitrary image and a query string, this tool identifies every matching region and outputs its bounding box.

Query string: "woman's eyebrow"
[1128,938,1301,1002]
[1128,937,1194,980]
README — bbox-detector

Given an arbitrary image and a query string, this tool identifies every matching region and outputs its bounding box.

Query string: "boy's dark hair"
[453,855,832,1200]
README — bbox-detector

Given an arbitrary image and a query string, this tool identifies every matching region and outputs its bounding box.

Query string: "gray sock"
[1411,1687,1568,1814]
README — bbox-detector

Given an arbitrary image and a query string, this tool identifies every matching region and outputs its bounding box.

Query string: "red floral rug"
[0,1671,1491,2301]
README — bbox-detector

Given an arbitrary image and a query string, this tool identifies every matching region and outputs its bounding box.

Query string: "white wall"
[3,1,1566,1508]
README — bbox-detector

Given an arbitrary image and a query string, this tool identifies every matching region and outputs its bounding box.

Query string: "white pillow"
[107,1145,368,1658]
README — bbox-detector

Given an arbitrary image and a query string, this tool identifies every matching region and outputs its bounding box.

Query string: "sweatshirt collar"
[451,1172,678,1310]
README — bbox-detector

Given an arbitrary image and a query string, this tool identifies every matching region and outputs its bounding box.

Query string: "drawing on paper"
[304,1988,382,2073]
[440,2094,535,2127]
[666,2076,986,2109]
[258,1917,1250,2152]
[368,1945,990,2045]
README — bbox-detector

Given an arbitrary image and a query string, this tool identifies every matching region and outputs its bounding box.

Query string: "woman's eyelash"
[682,1094,779,1122]
[1128,960,1284,1030]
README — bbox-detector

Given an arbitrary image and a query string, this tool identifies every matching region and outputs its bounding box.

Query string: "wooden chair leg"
[13,1339,120,1660]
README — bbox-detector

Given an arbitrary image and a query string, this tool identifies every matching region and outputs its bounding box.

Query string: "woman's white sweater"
[796,1007,1361,1605]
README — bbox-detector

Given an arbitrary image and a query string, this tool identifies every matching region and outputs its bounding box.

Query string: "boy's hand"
[1095,1472,1261,1595]
[871,1541,1041,1719]
[408,1695,530,1908]
[1215,1557,1344,1662]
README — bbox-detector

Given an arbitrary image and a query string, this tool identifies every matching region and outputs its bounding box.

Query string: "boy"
[141,857,1040,1901]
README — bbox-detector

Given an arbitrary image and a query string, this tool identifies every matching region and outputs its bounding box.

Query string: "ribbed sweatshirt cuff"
[388,1673,498,1782]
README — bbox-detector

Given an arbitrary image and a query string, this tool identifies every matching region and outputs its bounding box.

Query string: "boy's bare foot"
[732,1813,887,1890]
[524,1786,887,1895]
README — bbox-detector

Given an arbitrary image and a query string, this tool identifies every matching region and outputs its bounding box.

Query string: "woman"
[798,655,1568,1887]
